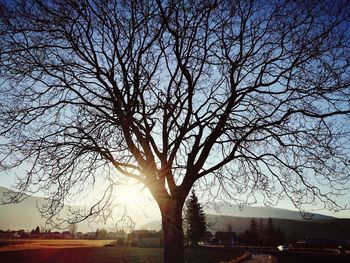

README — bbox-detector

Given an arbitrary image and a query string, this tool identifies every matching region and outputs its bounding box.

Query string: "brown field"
[0,239,112,252]
[0,239,242,263]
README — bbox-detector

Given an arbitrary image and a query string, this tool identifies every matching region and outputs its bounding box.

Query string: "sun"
[110,182,161,228]
[113,183,155,211]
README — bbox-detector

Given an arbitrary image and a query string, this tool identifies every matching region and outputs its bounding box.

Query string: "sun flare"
[113,183,154,211]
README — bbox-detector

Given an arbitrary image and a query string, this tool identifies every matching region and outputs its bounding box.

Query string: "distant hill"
[0,186,48,231]
[0,186,122,232]
[204,202,335,221]
[2,185,348,239]
[137,202,335,231]
[139,220,162,231]
[0,186,159,232]
[206,214,350,239]
[139,215,350,239]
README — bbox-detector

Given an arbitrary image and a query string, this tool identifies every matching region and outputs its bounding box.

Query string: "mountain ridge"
[140,215,350,239]
[0,186,342,235]
[204,202,335,221]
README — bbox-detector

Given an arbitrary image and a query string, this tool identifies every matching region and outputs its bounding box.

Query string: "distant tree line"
[0,225,128,241]
[238,218,286,245]
[182,190,286,247]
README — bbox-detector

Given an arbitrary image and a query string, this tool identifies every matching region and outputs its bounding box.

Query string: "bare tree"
[1,1,350,262]
[69,222,78,235]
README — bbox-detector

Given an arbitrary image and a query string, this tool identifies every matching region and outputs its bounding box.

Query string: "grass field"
[1,239,350,262]
[0,239,243,263]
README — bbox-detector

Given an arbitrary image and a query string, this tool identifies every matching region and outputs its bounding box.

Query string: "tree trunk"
[161,199,185,263]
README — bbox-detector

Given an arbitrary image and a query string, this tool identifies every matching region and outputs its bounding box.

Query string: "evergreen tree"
[258,218,264,235]
[265,217,275,245]
[249,218,258,238]
[266,218,274,234]
[184,190,206,246]
[227,223,233,233]
[265,218,286,245]
[249,218,260,244]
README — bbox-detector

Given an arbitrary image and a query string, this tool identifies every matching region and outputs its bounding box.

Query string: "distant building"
[127,230,162,247]
[84,232,97,239]
[74,232,84,239]
[215,231,237,246]
[61,231,73,239]
[202,231,213,244]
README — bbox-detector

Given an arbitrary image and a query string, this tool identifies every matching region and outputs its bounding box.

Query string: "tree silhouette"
[96,228,107,240]
[266,218,274,235]
[249,218,260,244]
[1,1,350,262]
[69,223,78,235]
[227,223,233,233]
[184,190,206,246]
[265,218,286,245]
[258,218,264,239]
